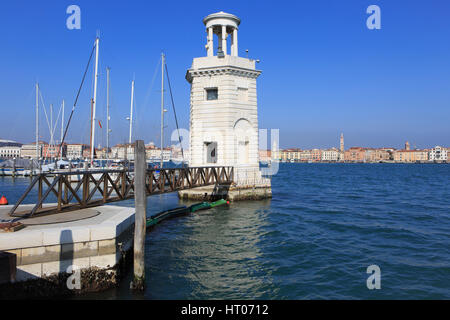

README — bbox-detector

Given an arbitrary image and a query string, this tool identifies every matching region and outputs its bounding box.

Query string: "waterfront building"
[145,145,158,160]
[393,149,428,162]
[292,149,322,162]
[429,146,448,161]
[0,143,22,159]
[300,149,313,162]
[82,146,94,159]
[322,148,340,162]
[20,141,46,159]
[145,145,171,161]
[66,144,90,160]
[374,148,394,161]
[97,147,109,159]
[259,149,271,162]
[281,148,301,162]
[364,148,377,162]
[311,149,322,162]
[170,145,184,161]
[344,147,365,162]
[405,141,410,151]
[271,141,280,161]
[43,144,67,159]
[170,146,189,163]
[111,144,125,159]
[111,144,135,160]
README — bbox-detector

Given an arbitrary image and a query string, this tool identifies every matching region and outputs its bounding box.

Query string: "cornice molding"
[186,66,261,83]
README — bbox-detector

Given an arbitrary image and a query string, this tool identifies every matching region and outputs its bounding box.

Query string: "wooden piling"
[131,140,147,291]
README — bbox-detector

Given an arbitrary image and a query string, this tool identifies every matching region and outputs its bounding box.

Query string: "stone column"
[207,27,213,57]
[233,28,238,56]
[221,25,227,56]
[217,28,222,53]
[230,30,235,56]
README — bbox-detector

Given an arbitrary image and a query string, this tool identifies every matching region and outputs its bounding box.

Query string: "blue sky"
[0,0,449,149]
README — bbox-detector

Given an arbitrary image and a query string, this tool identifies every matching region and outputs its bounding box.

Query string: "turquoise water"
[1,163,449,299]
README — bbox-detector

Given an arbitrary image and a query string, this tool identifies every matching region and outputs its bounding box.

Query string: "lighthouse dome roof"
[203,11,240,29]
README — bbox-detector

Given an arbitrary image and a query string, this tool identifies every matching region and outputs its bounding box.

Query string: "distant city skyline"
[0,1,449,149]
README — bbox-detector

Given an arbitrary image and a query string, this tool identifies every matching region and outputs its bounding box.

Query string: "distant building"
[170,145,185,160]
[111,143,154,161]
[340,133,344,152]
[280,149,301,162]
[322,148,340,162]
[144,145,171,161]
[20,141,46,159]
[374,148,394,161]
[0,142,22,159]
[271,141,280,161]
[259,149,272,162]
[405,141,410,151]
[96,148,108,159]
[344,147,365,162]
[311,149,322,162]
[393,149,428,162]
[429,146,447,161]
[363,148,375,162]
[145,145,159,160]
[66,144,90,160]
[82,146,93,159]
[111,144,129,160]
[43,144,66,159]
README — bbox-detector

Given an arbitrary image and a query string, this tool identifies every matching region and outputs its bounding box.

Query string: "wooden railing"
[8,166,234,218]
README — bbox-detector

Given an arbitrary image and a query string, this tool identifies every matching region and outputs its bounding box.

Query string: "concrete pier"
[178,184,272,201]
[0,204,134,297]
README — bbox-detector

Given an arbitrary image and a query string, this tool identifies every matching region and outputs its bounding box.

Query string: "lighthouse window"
[206,88,218,100]
[205,142,218,163]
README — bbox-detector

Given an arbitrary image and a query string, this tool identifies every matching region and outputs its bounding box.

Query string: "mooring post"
[131,139,147,291]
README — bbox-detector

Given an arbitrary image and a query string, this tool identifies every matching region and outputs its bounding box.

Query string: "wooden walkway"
[8,166,234,218]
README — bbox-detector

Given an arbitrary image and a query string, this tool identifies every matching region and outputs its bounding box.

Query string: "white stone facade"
[429,146,448,161]
[321,148,340,161]
[187,12,267,186]
[0,145,21,158]
[66,144,88,160]
[20,143,44,159]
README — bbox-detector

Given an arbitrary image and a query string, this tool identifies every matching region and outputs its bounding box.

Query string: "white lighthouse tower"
[180,11,271,200]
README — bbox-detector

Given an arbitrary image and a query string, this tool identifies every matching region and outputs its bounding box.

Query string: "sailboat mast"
[160,52,165,169]
[129,80,134,144]
[106,67,110,160]
[90,37,100,165]
[60,99,64,160]
[35,83,39,161]
[50,103,53,161]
